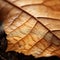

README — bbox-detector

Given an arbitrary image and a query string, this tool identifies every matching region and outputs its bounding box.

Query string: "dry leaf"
[7,0,60,19]
[6,0,60,41]
[0,0,60,58]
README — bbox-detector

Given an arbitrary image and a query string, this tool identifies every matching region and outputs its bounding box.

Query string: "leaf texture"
[0,0,60,58]
[8,0,60,42]
[6,0,60,43]
[7,0,60,19]
[6,0,60,42]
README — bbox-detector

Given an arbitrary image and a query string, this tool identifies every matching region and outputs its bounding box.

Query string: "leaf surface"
[0,0,60,57]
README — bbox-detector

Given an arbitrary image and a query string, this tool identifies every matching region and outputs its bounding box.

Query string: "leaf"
[7,0,60,42]
[7,0,60,19]
[6,0,45,6]
[38,17,60,39]
[6,0,60,40]
[0,0,60,58]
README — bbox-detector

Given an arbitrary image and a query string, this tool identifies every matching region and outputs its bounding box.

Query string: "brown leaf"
[6,0,60,40]
[0,0,60,58]
[7,0,60,19]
